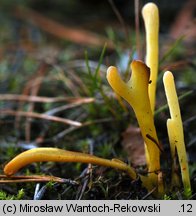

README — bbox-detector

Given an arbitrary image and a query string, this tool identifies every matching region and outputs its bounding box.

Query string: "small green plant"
[0,189,25,200]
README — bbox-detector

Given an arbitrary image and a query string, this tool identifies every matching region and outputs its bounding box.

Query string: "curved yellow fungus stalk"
[163,71,191,193]
[4,147,137,180]
[142,3,159,113]
[107,60,160,182]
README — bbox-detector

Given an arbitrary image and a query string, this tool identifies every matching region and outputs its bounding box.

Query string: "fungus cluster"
[3,2,191,197]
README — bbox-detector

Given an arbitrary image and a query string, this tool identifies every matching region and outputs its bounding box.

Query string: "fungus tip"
[142,2,158,16]
[131,60,149,70]
[106,66,117,79]
[131,60,150,79]
[163,71,174,83]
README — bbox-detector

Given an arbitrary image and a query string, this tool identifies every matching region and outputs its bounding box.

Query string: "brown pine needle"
[0,174,76,184]
[0,110,82,127]
[0,94,94,103]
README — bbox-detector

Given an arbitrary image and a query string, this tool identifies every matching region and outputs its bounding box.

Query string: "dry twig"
[0,174,77,184]
[0,110,82,127]
[0,94,94,103]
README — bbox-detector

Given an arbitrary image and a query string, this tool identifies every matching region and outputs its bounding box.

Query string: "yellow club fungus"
[107,60,161,187]
[163,71,191,194]
[142,2,159,113]
[4,147,137,180]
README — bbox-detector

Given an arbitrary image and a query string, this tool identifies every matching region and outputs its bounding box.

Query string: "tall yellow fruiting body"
[163,71,191,193]
[107,61,160,185]
[142,3,159,113]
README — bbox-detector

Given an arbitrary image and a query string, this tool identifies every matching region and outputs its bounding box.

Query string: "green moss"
[0,189,25,200]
